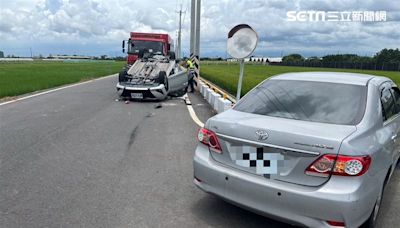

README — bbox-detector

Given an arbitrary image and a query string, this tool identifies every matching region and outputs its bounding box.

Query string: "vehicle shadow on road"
[376,161,400,227]
[191,194,296,228]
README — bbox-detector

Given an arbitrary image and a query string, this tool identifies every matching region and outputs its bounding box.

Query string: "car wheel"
[164,75,169,91]
[157,71,168,90]
[118,71,128,83]
[362,176,388,228]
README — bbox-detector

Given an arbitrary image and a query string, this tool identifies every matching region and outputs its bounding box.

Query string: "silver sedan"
[193,72,400,228]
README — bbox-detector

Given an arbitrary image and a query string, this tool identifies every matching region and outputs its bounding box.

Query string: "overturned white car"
[117,53,188,100]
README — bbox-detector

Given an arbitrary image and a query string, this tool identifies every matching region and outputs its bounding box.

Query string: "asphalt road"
[0,75,399,228]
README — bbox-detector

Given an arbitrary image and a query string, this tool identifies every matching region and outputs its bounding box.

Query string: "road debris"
[146,112,155,117]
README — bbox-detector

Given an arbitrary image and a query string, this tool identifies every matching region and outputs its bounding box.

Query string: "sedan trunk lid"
[207,110,357,187]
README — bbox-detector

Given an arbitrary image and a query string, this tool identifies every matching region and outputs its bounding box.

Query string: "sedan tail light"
[306,154,371,177]
[326,220,345,227]
[198,128,222,153]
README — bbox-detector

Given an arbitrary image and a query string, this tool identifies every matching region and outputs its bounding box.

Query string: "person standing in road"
[186,59,195,93]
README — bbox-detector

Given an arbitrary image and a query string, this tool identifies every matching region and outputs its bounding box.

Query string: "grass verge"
[200,63,400,96]
[0,60,125,98]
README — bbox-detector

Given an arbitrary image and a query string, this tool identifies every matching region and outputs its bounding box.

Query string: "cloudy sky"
[0,0,398,58]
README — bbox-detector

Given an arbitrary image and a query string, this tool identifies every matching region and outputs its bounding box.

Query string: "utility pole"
[30,47,33,58]
[190,0,201,90]
[176,5,184,59]
[190,0,196,56]
[195,0,201,57]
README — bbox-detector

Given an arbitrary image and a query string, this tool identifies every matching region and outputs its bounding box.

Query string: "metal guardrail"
[198,77,236,104]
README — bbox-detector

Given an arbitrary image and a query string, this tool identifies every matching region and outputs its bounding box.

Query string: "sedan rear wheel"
[372,187,383,224]
[363,178,387,228]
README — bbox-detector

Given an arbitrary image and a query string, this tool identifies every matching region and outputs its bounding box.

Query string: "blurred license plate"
[131,93,143,99]
[233,146,284,175]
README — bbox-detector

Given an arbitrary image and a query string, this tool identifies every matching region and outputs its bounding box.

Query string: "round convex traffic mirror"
[227,24,258,59]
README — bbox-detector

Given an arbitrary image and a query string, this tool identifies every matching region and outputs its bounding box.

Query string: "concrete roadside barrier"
[198,77,236,114]
[200,83,208,96]
[212,93,222,110]
[202,86,208,99]
[207,89,214,103]
[210,91,219,108]
[206,88,213,102]
[217,98,232,113]
[202,85,207,97]
[199,82,204,94]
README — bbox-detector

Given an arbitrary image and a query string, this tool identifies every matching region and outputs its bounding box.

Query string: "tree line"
[279,48,400,71]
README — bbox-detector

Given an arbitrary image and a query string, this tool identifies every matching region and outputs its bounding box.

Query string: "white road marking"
[183,94,204,128]
[160,103,178,107]
[0,74,117,107]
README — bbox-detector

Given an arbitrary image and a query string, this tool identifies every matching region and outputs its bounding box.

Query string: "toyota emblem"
[255,130,269,141]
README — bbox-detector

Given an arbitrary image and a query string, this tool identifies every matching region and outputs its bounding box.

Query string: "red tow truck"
[122,32,174,65]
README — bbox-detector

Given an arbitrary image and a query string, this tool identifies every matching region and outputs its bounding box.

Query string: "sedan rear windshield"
[234,79,367,125]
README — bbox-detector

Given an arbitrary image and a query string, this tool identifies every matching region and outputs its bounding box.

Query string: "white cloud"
[0,0,398,57]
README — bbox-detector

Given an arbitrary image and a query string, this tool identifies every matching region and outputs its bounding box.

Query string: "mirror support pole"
[236,58,245,101]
